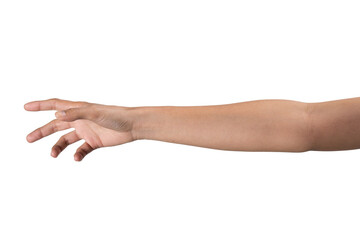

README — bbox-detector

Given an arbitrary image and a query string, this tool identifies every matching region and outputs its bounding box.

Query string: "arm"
[133,97,360,152]
[131,100,311,152]
[24,97,360,161]
[307,97,360,151]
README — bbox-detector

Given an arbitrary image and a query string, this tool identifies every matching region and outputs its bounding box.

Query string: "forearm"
[131,100,311,152]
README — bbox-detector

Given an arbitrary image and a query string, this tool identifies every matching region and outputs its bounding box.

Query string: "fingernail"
[55,111,66,118]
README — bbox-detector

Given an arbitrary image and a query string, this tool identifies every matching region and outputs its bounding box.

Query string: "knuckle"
[65,108,83,120]
[76,150,84,157]
[85,105,100,120]
[62,137,70,145]
[65,108,75,117]
[51,120,59,132]
[77,101,90,107]
[35,128,43,139]
[52,145,61,152]
[48,98,61,110]
[49,98,60,103]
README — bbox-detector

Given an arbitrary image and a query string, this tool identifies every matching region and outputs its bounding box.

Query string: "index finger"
[24,98,87,111]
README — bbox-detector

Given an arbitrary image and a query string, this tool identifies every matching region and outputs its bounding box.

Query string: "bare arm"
[131,100,311,152]
[24,97,360,161]
[308,97,360,151]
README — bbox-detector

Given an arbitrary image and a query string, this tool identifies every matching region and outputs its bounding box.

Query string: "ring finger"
[51,131,80,158]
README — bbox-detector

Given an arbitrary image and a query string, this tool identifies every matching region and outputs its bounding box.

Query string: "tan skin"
[25,100,135,161]
[25,97,360,161]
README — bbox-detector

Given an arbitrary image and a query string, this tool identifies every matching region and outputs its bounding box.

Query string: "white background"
[1,0,360,239]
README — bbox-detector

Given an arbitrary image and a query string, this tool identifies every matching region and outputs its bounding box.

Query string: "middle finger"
[26,119,72,143]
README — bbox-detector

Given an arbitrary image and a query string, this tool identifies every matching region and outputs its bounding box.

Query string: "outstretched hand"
[25,98,137,161]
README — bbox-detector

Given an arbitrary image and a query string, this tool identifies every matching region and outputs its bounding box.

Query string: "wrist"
[128,106,159,141]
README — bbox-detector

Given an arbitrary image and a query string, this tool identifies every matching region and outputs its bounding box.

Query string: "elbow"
[289,102,316,153]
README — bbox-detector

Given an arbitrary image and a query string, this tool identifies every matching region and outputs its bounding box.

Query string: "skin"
[24,97,360,161]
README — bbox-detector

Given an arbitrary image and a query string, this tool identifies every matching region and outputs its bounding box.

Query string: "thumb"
[55,107,100,122]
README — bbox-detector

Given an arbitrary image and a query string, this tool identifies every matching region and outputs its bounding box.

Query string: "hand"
[25,98,137,161]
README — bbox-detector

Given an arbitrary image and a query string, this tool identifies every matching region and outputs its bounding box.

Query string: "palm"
[71,119,133,148]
